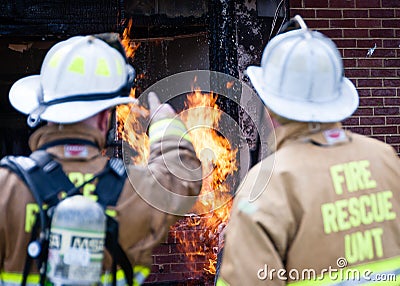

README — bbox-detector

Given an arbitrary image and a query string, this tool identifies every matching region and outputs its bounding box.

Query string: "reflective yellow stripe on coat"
[149,118,191,144]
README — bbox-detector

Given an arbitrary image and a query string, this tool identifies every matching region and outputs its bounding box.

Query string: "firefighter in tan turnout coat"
[218,16,400,286]
[0,35,202,285]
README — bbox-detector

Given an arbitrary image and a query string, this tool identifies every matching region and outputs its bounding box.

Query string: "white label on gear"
[64,247,90,266]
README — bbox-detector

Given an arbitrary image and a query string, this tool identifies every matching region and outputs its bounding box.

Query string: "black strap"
[1,151,134,286]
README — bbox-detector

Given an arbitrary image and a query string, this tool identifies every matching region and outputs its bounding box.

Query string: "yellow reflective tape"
[68,56,85,74]
[96,58,111,76]
[101,269,126,284]
[148,118,191,144]
[287,256,400,286]
[216,277,230,286]
[149,118,187,134]
[134,265,150,286]
[0,272,40,284]
[105,209,117,217]
[116,59,123,75]
[25,203,39,233]
[48,50,64,68]
[134,265,150,277]
[149,130,191,144]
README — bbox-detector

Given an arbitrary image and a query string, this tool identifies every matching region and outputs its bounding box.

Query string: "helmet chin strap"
[27,105,47,128]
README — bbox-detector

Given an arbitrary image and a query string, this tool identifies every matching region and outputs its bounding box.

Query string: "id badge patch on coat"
[323,129,347,145]
[64,145,88,158]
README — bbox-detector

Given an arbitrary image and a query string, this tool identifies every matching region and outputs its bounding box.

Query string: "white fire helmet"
[9,35,137,127]
[246,15,359,122]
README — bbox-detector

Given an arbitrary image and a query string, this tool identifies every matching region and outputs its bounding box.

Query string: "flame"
[121,19,140,58]
[174,87,238,277]
[116,19,149,164]
[118,20,238,278]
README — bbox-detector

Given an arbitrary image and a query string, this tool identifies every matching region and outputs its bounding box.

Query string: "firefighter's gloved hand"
[148,92,176,122]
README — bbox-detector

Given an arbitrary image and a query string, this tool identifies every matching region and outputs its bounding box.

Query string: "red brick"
[359,97,384,106]
[382,0,400,7]
[345,68,369,77]
[343,49,368,58]
[151,264,171,274]
[154,254,186,264]
[153,272,185,282]
[369,9,395,18]
[317,9,342,18]
[170,263,190,273]
[396,29,400,37]
[386,136,400,144]
[383,39,400,48]
[371,69,397,77]
[372,49,396,58]
[369,29,395,38]
[356,0,380,8]
[343,9,368,18]
[343,29,369,38]
[383,79,400,87]
[334,39,357,48]
[343,58,357,67]
[304,0,328,8]
[384,59,400,67]
[356,19,381,28]
[306,19,330,28]
[152,244,171,255]
[353,107,374,116]
[290,9,315,18]
[348,126,372,135]
[330,19,356,28]
[357,79,382,88]
[357,58,383,68]
[372,126,398,135]
[370,135,385,142]
[356,39,382,48]
[384,97,400,106]
[342,117,360,125]
[386,116,400,124]
[357,89,372,97]
[360,117,385,125]
[382,19,400,28]
[329,0,355,8]
[396,9,400,17]
[320,29,343,38]
[290,0,303,8]
[374,107,400,115]
[372,89,396,96]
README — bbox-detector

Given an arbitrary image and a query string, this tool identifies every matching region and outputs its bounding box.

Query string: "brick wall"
[290,0,400,154]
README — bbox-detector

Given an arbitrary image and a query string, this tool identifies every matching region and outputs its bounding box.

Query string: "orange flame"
[118,20,238,278]
[121,19,140,59]
[116,19,149,164]
[175,87,237,277]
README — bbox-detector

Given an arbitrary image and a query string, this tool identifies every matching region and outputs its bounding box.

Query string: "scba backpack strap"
[0,150,133,286]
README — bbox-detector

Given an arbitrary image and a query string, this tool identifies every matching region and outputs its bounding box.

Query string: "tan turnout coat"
[0,120,202,285]
[219,122,400,286]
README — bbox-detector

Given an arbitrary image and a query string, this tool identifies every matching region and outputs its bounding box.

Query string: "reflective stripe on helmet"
[149,118,191,144]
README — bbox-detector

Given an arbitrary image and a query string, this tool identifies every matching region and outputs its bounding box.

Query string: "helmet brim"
[9,74,137,124]
[246,65,359,122]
